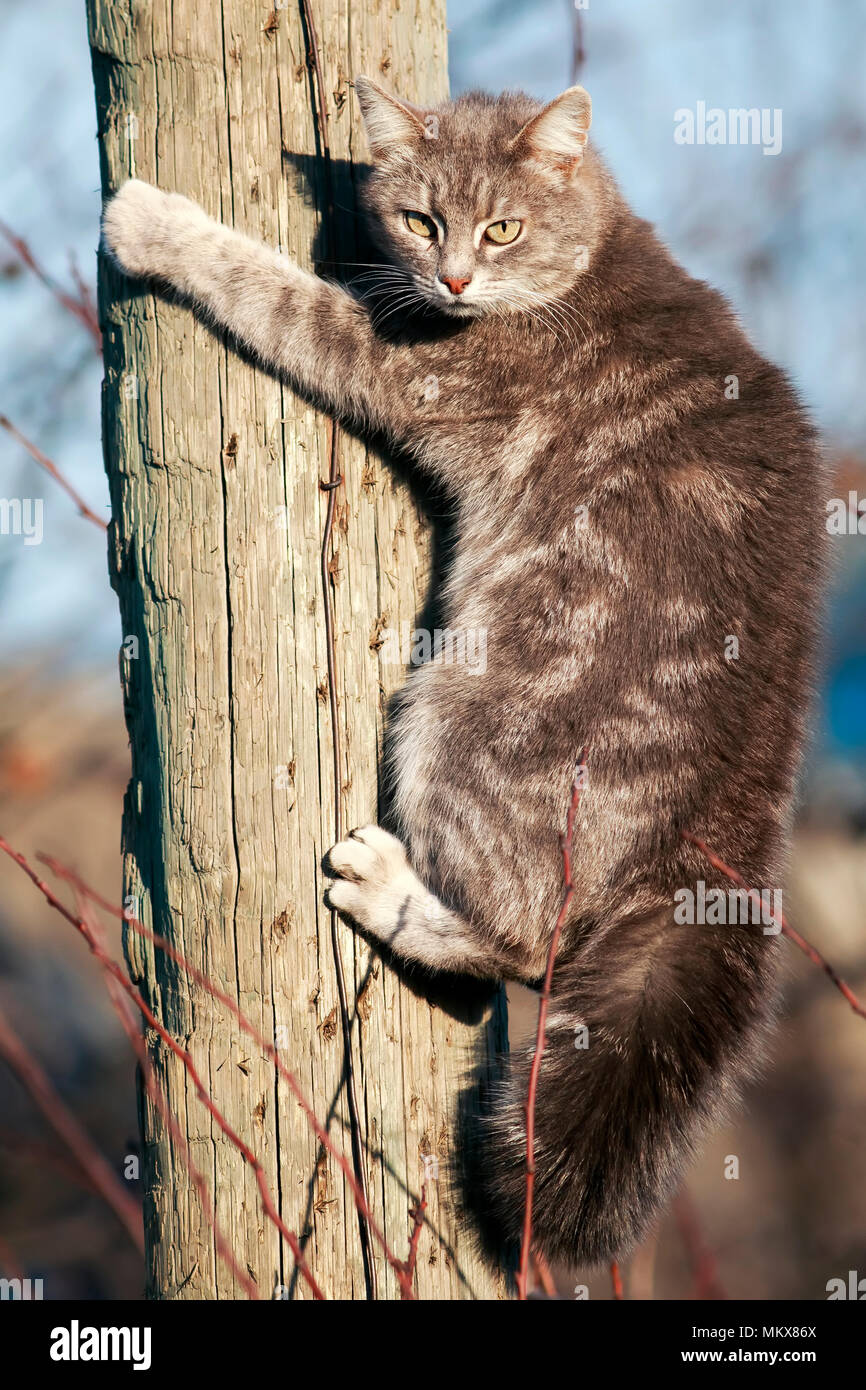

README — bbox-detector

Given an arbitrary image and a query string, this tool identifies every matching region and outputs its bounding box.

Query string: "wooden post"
[86,0,509,1299]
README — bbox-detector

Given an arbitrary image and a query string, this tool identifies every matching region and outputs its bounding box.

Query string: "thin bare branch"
[0,220,101,349]
[0,999,143,1252]
[0,836,324,1299]
[683,831,866,1022]
[0,415,108,531]
[517,748,589,1300]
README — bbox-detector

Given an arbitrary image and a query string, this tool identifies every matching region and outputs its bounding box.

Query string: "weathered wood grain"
[86,0,509,1300]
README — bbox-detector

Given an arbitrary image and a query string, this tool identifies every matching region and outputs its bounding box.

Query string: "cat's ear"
[354,76,427,156]
[510,86,592,179]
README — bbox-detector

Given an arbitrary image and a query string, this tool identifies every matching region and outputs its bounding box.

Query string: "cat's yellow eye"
[404,211,437,240]
[484,219,522,245]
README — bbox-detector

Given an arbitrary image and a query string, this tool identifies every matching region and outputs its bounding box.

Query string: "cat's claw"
[324,824,418,938]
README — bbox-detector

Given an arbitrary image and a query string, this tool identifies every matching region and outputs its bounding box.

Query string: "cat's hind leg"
[324,825,498,979]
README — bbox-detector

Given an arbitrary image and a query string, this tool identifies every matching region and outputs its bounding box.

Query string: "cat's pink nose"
[439,274,471,296]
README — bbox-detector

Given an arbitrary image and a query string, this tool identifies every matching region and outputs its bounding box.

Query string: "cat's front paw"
[102,180,173,278]
[324,825,417,939]
[103,179,212,282]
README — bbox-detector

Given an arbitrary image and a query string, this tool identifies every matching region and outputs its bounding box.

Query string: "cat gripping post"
[87,0,508,1300]
[94,8,823,1289]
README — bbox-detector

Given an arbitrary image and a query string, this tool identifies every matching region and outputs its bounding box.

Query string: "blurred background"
[0,0,863,1299]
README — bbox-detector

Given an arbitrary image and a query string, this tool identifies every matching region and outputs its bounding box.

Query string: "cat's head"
[355,78,604,320]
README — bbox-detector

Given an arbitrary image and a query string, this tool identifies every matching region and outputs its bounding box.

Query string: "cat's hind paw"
[323,825,418,938]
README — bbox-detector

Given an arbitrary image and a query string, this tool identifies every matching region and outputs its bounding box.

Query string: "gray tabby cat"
[103,78,825,1268]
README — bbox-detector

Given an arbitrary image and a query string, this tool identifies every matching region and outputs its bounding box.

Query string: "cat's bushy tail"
[474,904,774,1269]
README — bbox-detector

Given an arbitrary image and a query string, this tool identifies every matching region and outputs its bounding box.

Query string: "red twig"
[0,1234,25,1281]
[397,1183,427,1300]
[33,850,417,1297]
[73,889,260,1299]
[610,1259,625,1300]
[0,1129,121,1198]
[682,831,866,1021]
[0,837,324,1300]
[0,415,108,531]
[0,1000,143,1253]
[673,1190,727,1300]
[68,250,99,341]
[0,220,101,349]
[533,1250,558,1299]
[517,749,589,1301]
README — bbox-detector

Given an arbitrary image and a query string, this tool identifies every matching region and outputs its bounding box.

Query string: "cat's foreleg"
[101,179,412,438]
[324,826,499,979]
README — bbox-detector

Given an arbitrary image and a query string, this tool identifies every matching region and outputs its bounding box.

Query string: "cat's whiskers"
[518,293,576,352]
[505,300,566,354]
[368,284,428,332]
[369,298,417,331]
[348,266,414,297]
[527,298,582,355]
[347,265,430,330]
[502,285,592,355]
[341,259,413,271]
[549,293,595,349]
[350,264,591,351]
[486,286,575,355]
